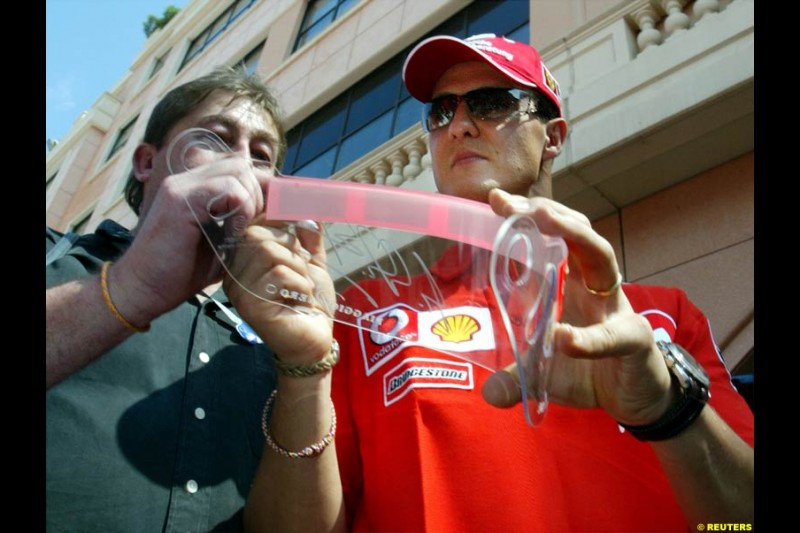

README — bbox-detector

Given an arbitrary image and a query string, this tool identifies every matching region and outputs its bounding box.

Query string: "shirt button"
[198,352,210,363]
[185,480,198,494]
[194,407,206,420]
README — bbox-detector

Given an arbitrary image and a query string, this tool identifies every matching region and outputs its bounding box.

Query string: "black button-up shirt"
[46,221,276,532]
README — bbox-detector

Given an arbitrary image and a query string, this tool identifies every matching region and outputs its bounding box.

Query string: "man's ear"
[132,143,158,184]
[542,118,568,161]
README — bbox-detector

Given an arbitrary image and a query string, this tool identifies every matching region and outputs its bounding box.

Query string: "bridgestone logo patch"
[383,357,473,406]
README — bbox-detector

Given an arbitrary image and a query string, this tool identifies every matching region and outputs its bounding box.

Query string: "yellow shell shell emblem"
[431,314,480,343]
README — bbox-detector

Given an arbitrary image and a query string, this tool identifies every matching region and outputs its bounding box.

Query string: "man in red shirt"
[230,34,754,531]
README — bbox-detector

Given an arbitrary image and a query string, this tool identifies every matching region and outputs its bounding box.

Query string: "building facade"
[45,0,754,379]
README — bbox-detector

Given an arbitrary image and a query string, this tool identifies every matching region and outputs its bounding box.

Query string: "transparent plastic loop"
[168,126,568,426]
[490,215,565,426]
[166,127,335,318]
[166,127,256,264]
[267,175,568,426]
[166,127,234,175]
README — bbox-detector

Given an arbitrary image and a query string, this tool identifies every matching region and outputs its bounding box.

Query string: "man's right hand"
[108,156,267,326]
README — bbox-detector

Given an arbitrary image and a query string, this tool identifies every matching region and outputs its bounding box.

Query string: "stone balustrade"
[332,125,432,189]
[629,0,730,52]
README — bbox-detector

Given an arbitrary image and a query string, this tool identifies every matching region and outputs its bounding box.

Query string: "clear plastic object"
[168,127,568,426]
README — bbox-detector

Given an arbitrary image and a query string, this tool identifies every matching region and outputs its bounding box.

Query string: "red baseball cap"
[402,33,562,116]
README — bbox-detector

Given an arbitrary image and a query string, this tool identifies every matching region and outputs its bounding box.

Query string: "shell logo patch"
[357,304,495,376]
[431,314,480,343]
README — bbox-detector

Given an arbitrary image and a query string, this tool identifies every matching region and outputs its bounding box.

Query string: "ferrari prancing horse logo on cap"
[542,64,560,98]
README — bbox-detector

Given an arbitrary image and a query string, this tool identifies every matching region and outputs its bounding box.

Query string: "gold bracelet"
[272,339,339,377]
[261,390,336,459]
[100,261,150,333]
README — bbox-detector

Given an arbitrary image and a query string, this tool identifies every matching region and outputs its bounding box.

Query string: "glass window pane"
[336,111,392,171]
[297,11,335,48]
[305,0,338,28]
[71,211,93,234]
[295,100,347,168]
[506,23,529,44]
[207,9,233,42]
[467,1,529,37]
[393,97,421,135]
[398,78,410,100]
[283,128,301,172]
[293,146,337,178]
[107,117,138,160]
[240,41,264,74]
[149,51,169,80]
[336,0,360,18]
[345,64,400,134]
[430,12,466,38]
[116,126,132,147]
[295,0,359,51]
[230,0,253,20]
[180,1,257,71]
[184,29,209,62]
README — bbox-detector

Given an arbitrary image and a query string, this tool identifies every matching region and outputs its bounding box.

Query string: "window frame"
[292,0,360,52]
[105,115,139,162]
[69,208,95,235]
[46,171,58,192]
[148,49,171,80]
[179,0,257,72]
[237,40,266,75]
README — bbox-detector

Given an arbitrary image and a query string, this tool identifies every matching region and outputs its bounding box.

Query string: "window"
[112,165,134,201]
[284,57,415,178]
[283,1,529,178]
[237,40,265,75]
[149,50,170,80]
[180,0,257,71]
[70,210,94,234]
[106,116,139,162]
[293,0,360,51]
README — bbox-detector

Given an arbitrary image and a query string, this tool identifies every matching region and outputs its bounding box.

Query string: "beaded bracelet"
[272,339,340,377]
[261,390,336,459]
[100,261,150,333]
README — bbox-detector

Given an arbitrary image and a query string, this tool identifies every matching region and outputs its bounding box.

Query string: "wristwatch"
[620,341,710,441]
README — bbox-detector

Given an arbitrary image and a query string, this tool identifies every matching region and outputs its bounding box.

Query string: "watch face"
[671,343,710,387]
[659,341,711,392]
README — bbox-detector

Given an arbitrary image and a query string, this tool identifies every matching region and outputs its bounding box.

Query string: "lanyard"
[203,292,264,345]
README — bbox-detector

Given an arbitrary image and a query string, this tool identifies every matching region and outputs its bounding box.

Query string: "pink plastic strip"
[266,176,505,251]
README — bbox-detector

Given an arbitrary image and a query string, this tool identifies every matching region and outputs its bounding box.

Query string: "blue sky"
[46,0,190,149]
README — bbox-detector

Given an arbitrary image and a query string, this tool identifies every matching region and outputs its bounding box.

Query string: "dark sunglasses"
[422,87,536,133]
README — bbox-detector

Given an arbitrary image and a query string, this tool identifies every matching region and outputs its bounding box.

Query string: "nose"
[446,98,479,139]
[228,137,251,159]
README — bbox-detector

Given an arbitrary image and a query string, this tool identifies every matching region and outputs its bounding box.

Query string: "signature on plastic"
[321,222,447,327]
